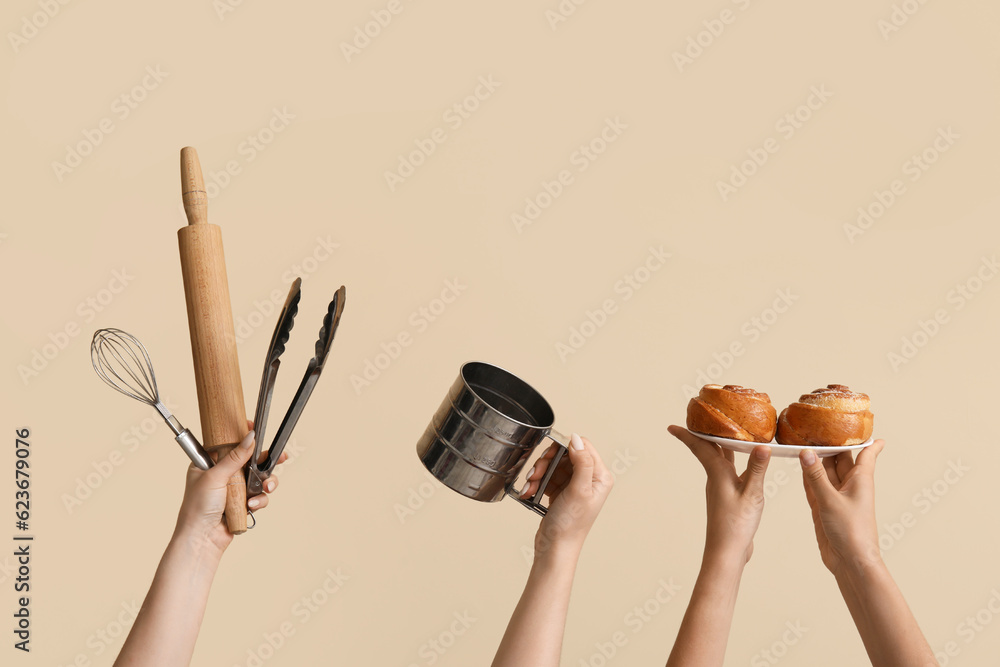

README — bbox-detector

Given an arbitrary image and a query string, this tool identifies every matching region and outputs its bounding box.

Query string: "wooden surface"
[177,147,249,534]
[180,146,208,225]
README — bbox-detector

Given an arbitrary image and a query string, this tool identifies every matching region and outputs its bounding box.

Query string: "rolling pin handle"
[181,147,209,226]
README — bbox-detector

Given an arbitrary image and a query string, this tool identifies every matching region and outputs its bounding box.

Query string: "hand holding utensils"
[89,146,346,534]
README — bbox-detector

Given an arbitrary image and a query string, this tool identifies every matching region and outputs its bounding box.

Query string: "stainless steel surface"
[175,429,212,471]
[91,328,213,470]
[416,425,510,502]
[416,361,567,514]
[248,278,301,495]
[511,431,568,516]
[247,281,346,496]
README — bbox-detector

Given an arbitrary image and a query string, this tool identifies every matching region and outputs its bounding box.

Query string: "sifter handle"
[511,431,569,516]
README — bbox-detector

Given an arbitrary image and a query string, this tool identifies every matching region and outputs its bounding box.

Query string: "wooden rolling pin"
[177,146,249,534]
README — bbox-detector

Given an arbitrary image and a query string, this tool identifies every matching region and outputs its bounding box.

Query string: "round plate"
[689,432,875,458]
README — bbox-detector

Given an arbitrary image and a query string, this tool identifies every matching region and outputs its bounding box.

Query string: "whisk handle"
[176,429,213,470]
[156,404,214,470]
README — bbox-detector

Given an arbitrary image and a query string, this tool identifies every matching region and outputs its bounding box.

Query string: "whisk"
[91,328,213,470]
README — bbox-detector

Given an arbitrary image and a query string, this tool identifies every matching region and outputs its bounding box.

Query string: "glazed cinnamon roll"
[686,384,777,443]
[775,384,874,447]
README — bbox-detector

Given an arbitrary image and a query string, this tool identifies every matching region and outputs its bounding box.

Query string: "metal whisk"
[91,328,213,470]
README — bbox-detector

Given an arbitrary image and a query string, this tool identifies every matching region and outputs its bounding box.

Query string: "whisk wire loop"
[92,328,160,406]
[90,327,214,471]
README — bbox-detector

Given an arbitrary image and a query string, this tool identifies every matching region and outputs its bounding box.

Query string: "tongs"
[247,277,346,497]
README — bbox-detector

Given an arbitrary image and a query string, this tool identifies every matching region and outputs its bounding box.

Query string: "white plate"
[689,432,875,458]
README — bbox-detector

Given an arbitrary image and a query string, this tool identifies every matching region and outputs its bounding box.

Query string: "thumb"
[209,430,255,481]
[567,433,595,495]
[742,445,771,498]
[799,448,835,505]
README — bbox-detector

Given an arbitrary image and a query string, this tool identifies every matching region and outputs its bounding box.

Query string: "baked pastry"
[686,384,777,443]
[775,384,874,447]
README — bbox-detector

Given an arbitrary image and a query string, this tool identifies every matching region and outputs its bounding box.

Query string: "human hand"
[799,440,885,576]
[174,421,287,555]
[519,434,614,557]
[668,426,771,565]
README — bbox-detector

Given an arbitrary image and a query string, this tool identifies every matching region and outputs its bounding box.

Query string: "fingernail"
[525,466,535,480]
[241,430,255,449]
[520,480,531,495]
[801,449,816,466]
[266,481,275,493]
[247,497,260,509]
[571,433,584,451]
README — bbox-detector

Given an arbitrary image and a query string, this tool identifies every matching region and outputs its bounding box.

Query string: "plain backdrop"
[2,1,998,665]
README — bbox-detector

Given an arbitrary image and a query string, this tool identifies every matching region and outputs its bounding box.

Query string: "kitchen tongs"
[247,277,346,496]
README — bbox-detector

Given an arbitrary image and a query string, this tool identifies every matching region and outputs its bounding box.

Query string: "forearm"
[666,548,745,667]
[834,556,936,667]
[492,542,581,667]
[115,528,223,667]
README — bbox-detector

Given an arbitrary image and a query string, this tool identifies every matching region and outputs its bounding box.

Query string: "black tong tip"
[314,286,346,368]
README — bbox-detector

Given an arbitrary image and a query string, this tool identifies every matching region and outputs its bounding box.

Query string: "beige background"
[2,0,999,665]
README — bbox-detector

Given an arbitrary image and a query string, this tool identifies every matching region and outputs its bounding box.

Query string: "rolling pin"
[177,147,249,534]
